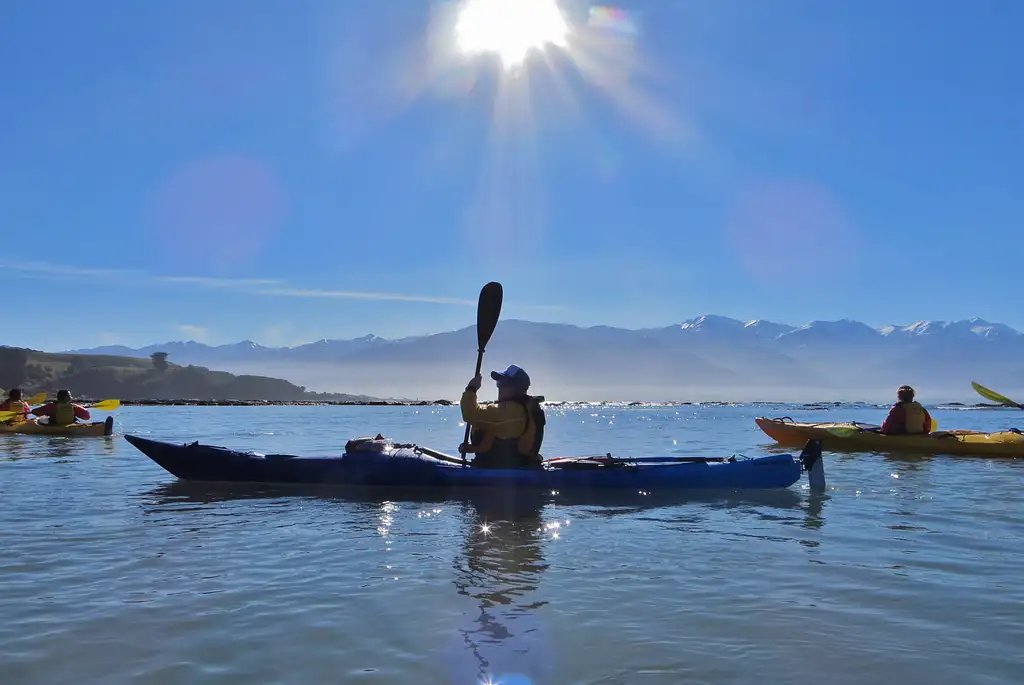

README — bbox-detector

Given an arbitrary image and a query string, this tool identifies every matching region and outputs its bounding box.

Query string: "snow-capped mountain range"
[61,316,1024,402]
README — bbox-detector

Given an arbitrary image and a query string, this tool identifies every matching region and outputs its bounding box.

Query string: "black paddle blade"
[476,281,503,351]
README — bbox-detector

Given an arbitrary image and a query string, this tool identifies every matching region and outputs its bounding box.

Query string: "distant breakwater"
[75,398,1009,409]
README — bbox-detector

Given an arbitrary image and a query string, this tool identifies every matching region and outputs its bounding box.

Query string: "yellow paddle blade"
[971,381,1021,408]
[930,417,939,432]
[0,410,21,422]
[88,399,121,411]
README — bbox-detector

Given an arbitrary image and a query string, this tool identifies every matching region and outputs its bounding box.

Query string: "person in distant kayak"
[31,389,91,426]
[459,364,547,469]
[0,388,30,424]
[879,385,933,435]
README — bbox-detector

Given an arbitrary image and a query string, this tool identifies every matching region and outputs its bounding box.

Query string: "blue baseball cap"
[490,364,531,390]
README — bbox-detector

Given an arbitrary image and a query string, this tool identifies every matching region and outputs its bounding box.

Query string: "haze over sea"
[2,403,1022,685]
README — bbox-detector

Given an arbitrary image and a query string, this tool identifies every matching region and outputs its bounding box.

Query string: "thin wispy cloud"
[160,275,279,288]
[2,261,149,279]
[0,260,560,309]
[256,287,476,306]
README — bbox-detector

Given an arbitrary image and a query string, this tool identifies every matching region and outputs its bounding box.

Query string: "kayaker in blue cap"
[459,364,547,469]
[880,384,933,435]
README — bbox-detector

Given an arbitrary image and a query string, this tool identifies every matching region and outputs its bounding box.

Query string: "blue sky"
[2,0,1021,351]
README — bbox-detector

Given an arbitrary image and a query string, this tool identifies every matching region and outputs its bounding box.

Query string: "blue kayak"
[124,434,826,492]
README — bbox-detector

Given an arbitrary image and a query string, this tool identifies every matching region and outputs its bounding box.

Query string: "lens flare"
[455,0,569,69]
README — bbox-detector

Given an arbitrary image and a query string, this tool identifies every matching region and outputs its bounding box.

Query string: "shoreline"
[82,399,1011,409]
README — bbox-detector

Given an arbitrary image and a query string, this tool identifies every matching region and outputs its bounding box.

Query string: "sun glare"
[454,0,570,69]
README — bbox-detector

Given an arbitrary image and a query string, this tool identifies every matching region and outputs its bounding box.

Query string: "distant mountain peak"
[678,314,744,330]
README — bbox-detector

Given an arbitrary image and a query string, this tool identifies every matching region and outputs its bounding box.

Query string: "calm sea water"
[1,403,1022,685]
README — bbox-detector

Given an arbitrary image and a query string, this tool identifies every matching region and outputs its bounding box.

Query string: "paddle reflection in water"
[446,491,554,685]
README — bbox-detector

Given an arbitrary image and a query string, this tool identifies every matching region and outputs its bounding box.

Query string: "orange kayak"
[755,416,1024,458]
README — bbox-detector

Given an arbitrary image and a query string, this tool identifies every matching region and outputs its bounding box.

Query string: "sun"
[454,0,570,69]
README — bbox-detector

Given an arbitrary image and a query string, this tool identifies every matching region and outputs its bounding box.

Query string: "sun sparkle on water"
[454,0,569,69]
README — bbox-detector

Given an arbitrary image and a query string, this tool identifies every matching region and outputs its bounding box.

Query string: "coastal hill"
[62,315,1024,403]
[0,346,383,402]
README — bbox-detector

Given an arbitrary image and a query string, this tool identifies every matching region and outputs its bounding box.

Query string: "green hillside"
[0,346,379,402]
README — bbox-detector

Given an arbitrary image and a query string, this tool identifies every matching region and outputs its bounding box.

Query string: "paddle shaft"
[461,349,486,452]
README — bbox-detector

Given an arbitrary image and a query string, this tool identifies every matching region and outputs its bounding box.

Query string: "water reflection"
[141,479,818,512]
[138,479,832,683]
[447,492,553,685]
[0,436,30,460]
[0,435,116,462]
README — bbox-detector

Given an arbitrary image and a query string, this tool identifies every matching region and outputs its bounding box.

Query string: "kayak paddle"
[0,398,122,422]
[461,281,504,464]
[971,381,1023,410]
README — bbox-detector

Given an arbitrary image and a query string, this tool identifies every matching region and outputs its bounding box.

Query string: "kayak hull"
[124,434,824,491]
[0,416,114,437]
[755,417,1024,458]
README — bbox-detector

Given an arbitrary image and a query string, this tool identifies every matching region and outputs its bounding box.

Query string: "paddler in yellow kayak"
[30,389,92,426]
[0,388,30,424]
[879,385,934,435]
[459,364,547,469]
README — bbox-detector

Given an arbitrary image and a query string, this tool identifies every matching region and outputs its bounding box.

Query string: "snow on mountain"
[287,334,390,361]
[881,318,1021,341]
[743,319,796,339]
[678,314,748,334]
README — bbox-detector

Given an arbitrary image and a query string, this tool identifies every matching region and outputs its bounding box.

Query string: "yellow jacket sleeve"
[460,390,527,437]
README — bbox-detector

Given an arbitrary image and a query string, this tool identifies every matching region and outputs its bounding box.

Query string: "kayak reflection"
[139,481,810,513]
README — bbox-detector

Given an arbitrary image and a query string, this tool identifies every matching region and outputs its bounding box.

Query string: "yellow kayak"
[755,416,1024,458]
[0,416,114,437]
